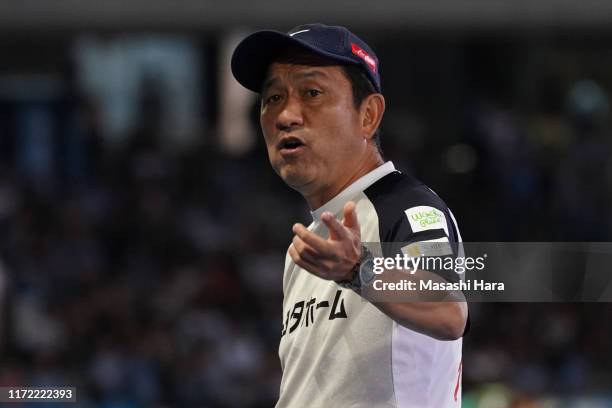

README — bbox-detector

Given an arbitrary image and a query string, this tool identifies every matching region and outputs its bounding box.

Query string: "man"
[231,23,468,408]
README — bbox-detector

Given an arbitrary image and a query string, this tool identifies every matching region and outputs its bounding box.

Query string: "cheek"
[321,107,361,146]
[260,117,277,150]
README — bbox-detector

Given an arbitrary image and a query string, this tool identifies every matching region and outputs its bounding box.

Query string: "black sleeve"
[365,171,470,336]
[364,172,463,284]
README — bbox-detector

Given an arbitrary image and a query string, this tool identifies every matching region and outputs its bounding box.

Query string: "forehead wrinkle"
[262,76,280,93]
[263,66,334,92]
[293,69,331,80]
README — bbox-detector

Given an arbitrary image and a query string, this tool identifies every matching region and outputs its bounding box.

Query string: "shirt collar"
[310,161,397,221]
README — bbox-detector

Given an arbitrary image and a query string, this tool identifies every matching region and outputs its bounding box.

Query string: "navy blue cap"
[231,23,381,94]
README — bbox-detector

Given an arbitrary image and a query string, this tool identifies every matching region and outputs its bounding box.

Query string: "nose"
[276,96,304,132]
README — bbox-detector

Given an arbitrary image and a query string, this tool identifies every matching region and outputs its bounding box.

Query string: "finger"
[321,212,348,241]
[293,223,330,253]
[291,235,321,264]
[289,243,326,277]
[342,201,360,233]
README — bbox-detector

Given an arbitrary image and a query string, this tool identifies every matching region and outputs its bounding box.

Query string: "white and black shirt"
[277,161,464,408]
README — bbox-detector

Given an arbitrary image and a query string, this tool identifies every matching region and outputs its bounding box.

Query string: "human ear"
[360,93,385,140]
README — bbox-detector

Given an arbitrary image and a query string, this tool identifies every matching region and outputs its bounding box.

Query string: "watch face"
[360,258,377,285]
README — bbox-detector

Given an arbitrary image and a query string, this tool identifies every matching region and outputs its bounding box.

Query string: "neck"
[304,150,384,210]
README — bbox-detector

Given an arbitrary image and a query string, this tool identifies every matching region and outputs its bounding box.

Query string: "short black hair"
[266,47,383,155]
[339,64,382,153]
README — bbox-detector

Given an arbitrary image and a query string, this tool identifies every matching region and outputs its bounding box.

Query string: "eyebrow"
[262,69,331,93]
[262,77,280,93]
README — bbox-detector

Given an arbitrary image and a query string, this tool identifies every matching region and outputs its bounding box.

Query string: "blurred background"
[1,1,612,407]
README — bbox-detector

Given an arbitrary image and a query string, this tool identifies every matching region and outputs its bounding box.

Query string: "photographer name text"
[372,279,504,291]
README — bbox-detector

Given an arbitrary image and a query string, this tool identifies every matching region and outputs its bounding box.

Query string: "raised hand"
[289,201,362,281]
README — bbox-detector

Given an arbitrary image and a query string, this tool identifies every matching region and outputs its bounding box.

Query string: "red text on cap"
[351,43,377,74]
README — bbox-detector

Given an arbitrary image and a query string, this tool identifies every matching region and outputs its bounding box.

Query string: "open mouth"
[278,137,305,152]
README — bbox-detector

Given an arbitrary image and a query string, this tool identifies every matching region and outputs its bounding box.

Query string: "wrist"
[337,245,375,292]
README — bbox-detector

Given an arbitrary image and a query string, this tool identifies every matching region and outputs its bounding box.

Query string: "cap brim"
[230,30,357,93]
[230,30,305,93]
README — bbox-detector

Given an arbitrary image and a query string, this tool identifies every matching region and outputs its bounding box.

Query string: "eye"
[265,94,282,105]
[306,89,322,98]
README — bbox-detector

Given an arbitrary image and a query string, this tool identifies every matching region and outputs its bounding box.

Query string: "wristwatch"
[337,245,376,292]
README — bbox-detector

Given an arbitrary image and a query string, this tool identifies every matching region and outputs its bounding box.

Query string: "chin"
[279,167,313,191]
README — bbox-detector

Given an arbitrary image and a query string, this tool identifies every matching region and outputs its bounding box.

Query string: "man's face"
[260,62,365,197]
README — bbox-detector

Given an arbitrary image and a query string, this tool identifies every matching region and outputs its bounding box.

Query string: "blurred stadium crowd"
[0,30,611,407]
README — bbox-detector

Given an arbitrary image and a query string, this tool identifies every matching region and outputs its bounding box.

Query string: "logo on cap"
[289,29,310,37]
[351,43,377,74]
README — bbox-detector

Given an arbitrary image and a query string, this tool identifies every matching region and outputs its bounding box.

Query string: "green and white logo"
[405,206,448,233]
[411,208,442,227]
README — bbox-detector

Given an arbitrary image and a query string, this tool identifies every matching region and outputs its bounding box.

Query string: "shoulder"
[364,171,447,213]
[363,171,460,243]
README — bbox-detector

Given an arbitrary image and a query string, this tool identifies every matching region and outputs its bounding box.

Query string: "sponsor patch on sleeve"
[401,237,453,257]
[404,206,449,235]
